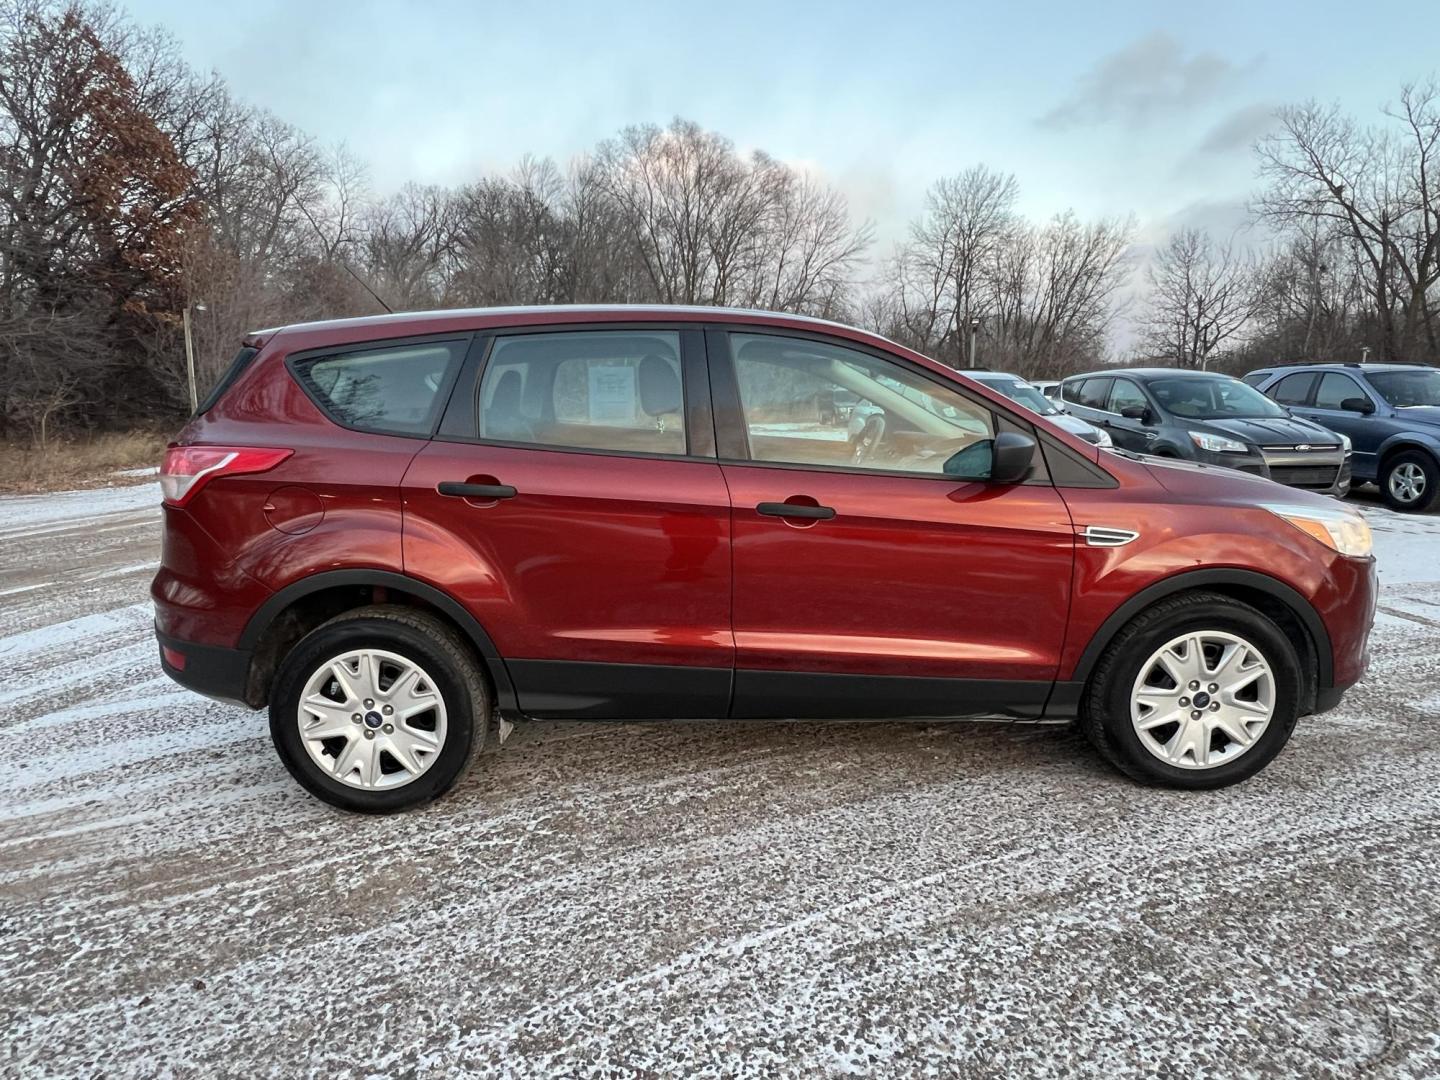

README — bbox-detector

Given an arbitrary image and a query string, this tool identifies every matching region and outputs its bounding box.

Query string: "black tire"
[1079,591,1303,790]
[269,605,488,813]
[1379,449,1440,512]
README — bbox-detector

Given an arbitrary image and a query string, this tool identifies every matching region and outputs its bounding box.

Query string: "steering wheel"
[850,414,887,466]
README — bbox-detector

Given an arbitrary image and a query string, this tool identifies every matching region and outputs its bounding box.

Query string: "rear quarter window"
[291,339,468,436]
[197,346,259,415]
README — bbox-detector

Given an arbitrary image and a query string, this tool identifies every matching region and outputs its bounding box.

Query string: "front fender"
[1055,499,1339,688]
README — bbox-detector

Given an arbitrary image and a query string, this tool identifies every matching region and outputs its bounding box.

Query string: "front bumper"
[1316,554,1378,697]
[156,627,253,707]
[1260,446,1352,496]
[1198,448,1351,496]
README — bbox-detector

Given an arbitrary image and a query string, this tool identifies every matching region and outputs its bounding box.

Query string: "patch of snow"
[0,601,150,663]
[0,481,160,535]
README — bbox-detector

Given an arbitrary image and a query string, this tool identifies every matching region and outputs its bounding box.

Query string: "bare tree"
[905,166,1018,365]
[1142,227,1261,368]
[872,182,1133,378]
[595,119,869,314]
[361,183,456,309]
[1233,221,1375,369]
[986,213,1135,377]
[1255,83,1440,363]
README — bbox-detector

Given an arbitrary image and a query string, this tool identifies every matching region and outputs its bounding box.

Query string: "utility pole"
[969,317,980,369]
[183,302,207,413]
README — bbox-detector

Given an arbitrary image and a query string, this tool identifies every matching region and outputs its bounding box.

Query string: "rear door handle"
[756,501,835,521]
[438,481,517,500]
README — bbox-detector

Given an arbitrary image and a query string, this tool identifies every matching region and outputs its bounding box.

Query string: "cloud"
[1039,32,1260,130]
[1151,198,1261,248]
[1195,103,1280,154]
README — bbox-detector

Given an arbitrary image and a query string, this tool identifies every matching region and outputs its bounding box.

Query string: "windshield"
[1368,369,1440,407]
[988,380,1060,415]
[1148,377,1287,420]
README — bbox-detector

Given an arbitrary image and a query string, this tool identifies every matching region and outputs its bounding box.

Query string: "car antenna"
[294,195,395,315]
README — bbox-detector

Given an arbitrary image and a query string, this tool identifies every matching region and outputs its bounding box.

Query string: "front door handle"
[756,501,835,521]
[438,481,517,500]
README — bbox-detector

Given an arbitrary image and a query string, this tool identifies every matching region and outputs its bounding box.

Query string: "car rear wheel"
[1080,592,1302,789]
[1380,450,1439,512]
[269,605,487,812]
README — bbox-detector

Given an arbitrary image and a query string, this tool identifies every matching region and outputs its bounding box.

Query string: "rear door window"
[1074,377,1113,410]
[478,331,687,455]
[1269,372,1317,405]
[293,339,468,436]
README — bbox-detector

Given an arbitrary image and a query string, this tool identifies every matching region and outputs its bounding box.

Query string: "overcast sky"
[130,0,1435,261]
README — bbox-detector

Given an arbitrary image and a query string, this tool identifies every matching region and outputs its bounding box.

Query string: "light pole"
[183,301,207,413]
[969,317,981,369]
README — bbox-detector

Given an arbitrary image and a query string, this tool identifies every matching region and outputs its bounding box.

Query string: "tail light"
[160,445,292,506]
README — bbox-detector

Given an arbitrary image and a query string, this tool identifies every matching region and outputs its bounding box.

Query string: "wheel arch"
[1376,434,1440,472]
[238,569,518,713]
[1070,568,1331,703]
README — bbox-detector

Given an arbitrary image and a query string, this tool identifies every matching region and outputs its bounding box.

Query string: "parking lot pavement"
[3,481,1439,1078]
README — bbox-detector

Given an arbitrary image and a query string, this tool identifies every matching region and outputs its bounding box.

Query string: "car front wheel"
[1380,450,1439,512]
[1081,592,1303,789]
[269,605,488,812]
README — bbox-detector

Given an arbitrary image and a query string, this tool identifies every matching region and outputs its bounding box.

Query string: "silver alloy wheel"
[1389,461,1427,503]
[297,648,448,789]
[1130,631,1275,770]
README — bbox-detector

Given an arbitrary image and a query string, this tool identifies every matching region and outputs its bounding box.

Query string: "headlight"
[1093,428,1113,447]
[1262,502,1373,558]
[1189,430,1249,454]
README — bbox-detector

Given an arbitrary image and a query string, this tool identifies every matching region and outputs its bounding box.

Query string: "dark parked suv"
[1060,368,1351,496]
[155,307,1376,811]
[1244,363,1440,512]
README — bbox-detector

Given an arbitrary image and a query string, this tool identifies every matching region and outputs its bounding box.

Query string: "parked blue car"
[1245,363,1440,512]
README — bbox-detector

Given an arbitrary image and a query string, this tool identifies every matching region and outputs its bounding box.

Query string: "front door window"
[729,334,995,479]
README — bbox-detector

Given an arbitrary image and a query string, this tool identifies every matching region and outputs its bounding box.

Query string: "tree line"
[2,0,1437,444]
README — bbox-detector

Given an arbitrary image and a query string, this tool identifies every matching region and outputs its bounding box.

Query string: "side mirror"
[1119,404,1152,423]
[1340,397,1375,415]
[990,430,1037,484]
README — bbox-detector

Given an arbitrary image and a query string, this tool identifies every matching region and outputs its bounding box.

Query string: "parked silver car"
[967,371,1112,447]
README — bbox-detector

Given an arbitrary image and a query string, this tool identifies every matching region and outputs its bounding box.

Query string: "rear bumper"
[156,627,254,707]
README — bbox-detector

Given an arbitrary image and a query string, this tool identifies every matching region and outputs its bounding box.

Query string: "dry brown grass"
[0,431,170,494]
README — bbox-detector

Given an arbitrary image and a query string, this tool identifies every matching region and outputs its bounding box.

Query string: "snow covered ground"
[2,481,1439,1078]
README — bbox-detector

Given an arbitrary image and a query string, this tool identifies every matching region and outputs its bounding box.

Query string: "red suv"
[154,306,1377,811]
